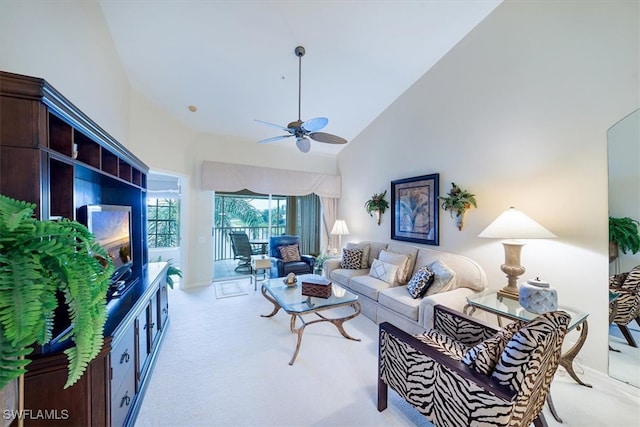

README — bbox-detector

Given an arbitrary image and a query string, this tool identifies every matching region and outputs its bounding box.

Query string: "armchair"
[378,305,570,427]
[269,235,315,278]
[609,265,640,347]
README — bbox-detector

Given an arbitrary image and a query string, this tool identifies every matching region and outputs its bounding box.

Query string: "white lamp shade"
[331,219,350,235]
[478,207,556,239]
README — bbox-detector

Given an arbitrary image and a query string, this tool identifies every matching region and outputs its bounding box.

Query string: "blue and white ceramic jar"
[519,277,558,314]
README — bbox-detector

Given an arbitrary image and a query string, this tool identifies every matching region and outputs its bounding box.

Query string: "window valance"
[201,161,341,198]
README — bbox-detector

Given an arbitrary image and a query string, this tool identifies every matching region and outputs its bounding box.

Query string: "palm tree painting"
[391,174,439,245]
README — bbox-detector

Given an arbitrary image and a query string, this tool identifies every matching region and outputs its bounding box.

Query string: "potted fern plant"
[365,190,390,225]
[439,182,477,230]
[609,216,640,263]
[0,194,113,403]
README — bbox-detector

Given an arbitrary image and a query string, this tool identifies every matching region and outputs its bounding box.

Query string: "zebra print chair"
[609,265,640,347]
[378,305,570,427]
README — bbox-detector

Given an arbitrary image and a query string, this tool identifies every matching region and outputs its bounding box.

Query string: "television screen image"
[80,205,133,281]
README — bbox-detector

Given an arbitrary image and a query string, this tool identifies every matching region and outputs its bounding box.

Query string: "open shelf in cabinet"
[102,149,118,177]
[75,130,101,169]
[119,158,132,182]
[48,114,73,157]
[49,156,74,219]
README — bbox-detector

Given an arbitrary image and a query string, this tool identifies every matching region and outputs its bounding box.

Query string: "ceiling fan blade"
[301,117,328,133]
[309,132,348,145]
[255,119,292,133]
[257,135,292,144]
[296,137,311,153]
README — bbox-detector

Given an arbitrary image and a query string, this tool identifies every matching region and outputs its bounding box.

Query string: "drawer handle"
[120,350,130,364]
[162,308,168,315]
[120,391,131,408]
[149,322,155,329]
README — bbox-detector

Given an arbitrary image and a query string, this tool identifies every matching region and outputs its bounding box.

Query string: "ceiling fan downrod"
[295,46,305,122]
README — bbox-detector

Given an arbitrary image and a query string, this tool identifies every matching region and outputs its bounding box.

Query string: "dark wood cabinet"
[0,71,168,427]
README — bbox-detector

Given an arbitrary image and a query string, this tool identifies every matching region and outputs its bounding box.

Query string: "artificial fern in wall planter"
[365,190,390,225]
[439,182,477,230]
[0,194,113,392]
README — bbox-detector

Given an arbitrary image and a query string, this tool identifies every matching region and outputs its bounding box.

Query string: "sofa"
[323,241,487,334]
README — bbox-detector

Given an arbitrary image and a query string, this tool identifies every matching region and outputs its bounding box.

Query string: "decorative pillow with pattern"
[368,259,399,285]
[346,242,371,268]
[462,320,525,376]
[340,248,364,269]
[278,244,301,263]
[491,311,570,391]
[406,266,435,299]
[378,250,409,286]
[424,259,457,296]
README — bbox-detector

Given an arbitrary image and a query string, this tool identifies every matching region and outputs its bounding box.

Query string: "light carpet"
[214,281,248,299]
[135,279,640,427]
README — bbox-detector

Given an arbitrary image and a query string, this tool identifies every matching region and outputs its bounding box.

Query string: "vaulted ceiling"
[98,1,501,155]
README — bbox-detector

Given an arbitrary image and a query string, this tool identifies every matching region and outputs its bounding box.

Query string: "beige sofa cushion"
[378,286,421,321]
[379,250,410,285]
[330,268,368,286]
[348,274,394,301]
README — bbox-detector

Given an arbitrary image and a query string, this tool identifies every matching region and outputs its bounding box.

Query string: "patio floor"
[213,258,254,282]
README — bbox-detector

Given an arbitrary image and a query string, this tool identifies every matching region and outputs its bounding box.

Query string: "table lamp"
[478,207,556,299]
[330,219,350,252]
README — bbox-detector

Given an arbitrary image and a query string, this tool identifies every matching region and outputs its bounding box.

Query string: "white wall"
[0,1,130,145]
[337,0,639,373]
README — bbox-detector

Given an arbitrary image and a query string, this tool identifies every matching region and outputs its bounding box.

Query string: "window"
[147,198,180,248]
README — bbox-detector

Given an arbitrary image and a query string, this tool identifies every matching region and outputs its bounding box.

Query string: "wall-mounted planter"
[365,190,389,226]
[439,182,477,230]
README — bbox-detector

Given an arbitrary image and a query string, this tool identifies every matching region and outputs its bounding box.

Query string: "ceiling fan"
[256,46,348,153]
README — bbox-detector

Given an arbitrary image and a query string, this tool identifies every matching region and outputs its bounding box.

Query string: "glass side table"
[464,290,590,423]
[464,290,589,386]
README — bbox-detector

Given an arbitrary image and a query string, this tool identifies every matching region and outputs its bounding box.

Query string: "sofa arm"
[419,287,480,330]
[323,258,342,278]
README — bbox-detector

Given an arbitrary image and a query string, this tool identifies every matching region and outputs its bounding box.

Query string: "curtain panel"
[201,161,341,198]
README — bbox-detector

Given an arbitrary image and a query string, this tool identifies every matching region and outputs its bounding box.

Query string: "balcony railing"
[213,226,286,261]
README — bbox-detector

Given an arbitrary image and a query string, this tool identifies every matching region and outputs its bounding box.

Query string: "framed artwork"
[391,173,439,245]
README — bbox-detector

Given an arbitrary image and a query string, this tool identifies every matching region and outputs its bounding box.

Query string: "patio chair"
[229,232,260,272]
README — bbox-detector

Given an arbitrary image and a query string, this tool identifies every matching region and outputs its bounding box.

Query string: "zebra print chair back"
[378,305,570,427]
[609,265,640,347]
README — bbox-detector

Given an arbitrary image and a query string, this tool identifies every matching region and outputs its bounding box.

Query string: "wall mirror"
[608,108,640,388]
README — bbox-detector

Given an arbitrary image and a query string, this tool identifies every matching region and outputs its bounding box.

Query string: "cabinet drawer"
[111,370,135,427]
[111,323,135,393]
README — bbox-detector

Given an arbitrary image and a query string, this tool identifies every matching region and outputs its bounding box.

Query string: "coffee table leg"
[559,320,592,388]
[287,302,362,366]
[260,285,281,318]
[289,314,304,365]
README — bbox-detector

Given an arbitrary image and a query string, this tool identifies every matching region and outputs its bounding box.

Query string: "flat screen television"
[80,204,134,283]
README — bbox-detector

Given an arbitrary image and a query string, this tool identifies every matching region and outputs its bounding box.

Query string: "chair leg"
[617,324,638,347]
[377,377,388,412]
[635,316,640,328]
[533,413,549,427]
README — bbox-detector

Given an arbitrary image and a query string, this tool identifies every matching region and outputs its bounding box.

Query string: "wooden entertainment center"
[0,71,168,426]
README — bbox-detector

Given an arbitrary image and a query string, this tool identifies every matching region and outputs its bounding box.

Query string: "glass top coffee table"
[260,274,361,365]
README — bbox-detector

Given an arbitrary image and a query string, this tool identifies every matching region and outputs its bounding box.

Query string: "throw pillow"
[346,242,372,268]
[369,259,399,285]
[406,266,435,299]
[461,320,525,376]
[424,259,457,296]
[279,244,301,263]
[491,311,570,391]
[378,250,409,286]
[340,248,364,269]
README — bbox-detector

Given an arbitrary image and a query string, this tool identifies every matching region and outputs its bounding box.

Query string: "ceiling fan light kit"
[256,46,347,153]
